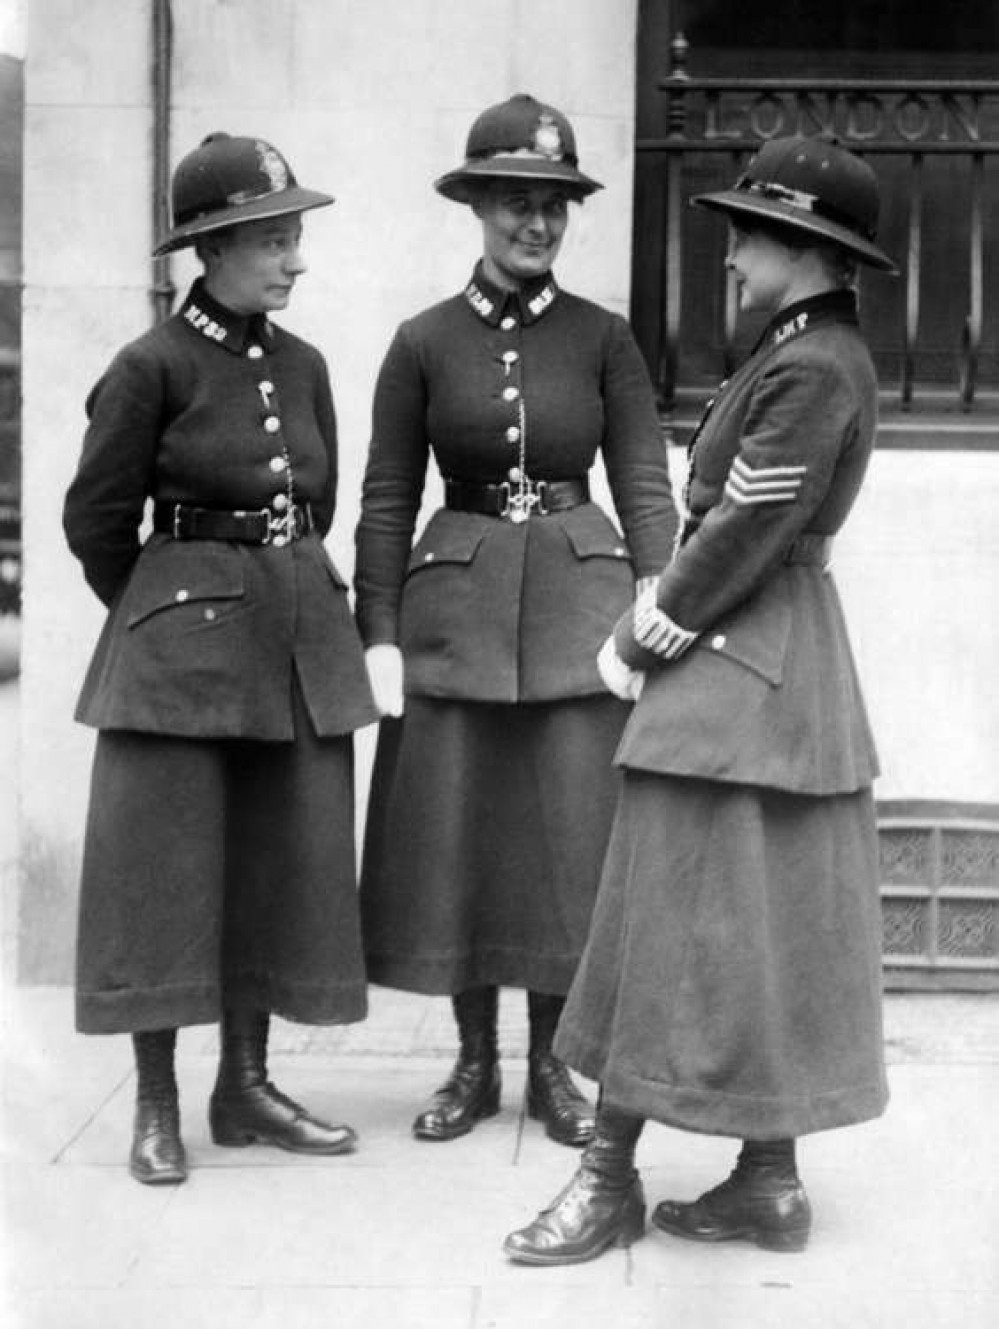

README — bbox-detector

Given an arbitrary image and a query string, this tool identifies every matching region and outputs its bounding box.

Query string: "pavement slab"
[3,983,998,1329]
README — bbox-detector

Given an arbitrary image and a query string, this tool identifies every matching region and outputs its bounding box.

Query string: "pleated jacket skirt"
[360,694,629,996]
[555,770,889,1140]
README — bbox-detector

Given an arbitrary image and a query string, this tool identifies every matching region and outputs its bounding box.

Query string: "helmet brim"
[153,187,334,257]
[692,190,897,273]
[435,156,603,204]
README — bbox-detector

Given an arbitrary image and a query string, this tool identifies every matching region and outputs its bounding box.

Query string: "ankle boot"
[209,1009,356,1155]
[525,991,595,1147]
[412,987,500,1141]
[130,1029,187,1185]
[503,1101,645,1265]
[653,1138,812,1252]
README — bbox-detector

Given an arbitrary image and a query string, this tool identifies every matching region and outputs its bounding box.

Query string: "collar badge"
[465,281,495,319]
[774,311,809,346]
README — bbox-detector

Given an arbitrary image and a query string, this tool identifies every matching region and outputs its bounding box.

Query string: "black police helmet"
[692,134,897,272]
[153,133,333,257]
[434,93,603,204]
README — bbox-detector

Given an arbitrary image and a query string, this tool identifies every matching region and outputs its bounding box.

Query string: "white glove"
[365,644,405,718]
[597,635,645,703]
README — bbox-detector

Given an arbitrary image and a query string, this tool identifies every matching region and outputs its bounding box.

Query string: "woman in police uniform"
[504,135,896,1263]
[64,133,377,1185]
[355,94,678,1147]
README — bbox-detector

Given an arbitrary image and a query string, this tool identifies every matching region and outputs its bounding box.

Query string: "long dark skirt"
[555,770,888,1140]
[360,694,629,995]
[76,686,366,1034]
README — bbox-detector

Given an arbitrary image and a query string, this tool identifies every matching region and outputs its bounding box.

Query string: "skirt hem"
[556,1029,889,1140]
[76,978,368,1035]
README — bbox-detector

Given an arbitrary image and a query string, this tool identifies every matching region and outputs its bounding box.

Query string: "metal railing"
[637,36,999,417]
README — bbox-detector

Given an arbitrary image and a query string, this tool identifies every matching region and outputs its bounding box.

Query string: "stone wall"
[19,0,640,979]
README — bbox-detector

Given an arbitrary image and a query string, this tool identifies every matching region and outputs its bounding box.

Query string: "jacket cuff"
[612,602,698,669]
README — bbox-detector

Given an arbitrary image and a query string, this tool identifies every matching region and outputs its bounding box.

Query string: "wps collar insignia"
[464,280,496,321]
[463,266,559,326]
[178,281,273,354]
[761,289,858,354]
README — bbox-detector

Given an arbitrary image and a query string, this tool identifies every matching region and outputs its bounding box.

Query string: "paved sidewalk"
[1,669,998,1327]
[2,982,998,1329]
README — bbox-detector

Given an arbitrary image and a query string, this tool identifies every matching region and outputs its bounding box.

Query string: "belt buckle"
[171,503,184,539]
[504,477,543,524]
[263,504,305,545]
[253,507,275,545]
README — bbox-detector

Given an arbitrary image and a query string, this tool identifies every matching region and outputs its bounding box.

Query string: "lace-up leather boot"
[653,1138,811,1252]
[503,1102,645,1265]
[412,986,500,1140]
[525,991,595,1147]
[209,1009,356,1154]
[130,1029,187,1185]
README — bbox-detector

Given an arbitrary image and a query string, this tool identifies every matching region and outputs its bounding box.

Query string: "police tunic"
[64,281,377,1034]
[556,290,889,1138]
[355,266,678,995]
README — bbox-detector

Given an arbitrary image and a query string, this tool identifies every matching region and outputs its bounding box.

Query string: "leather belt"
[444,476,589,519]
[680,521,832,567]
[152,501,314,545]
[784,533,833,566]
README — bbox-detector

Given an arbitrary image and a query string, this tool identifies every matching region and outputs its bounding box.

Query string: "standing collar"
[177,280,274,354]
[462,262,559,327]
[757,288,859,355]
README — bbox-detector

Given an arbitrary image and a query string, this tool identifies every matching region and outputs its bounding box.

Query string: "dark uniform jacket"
[64,281,376,740]
[614,289,880,795]
[354,266,678,703]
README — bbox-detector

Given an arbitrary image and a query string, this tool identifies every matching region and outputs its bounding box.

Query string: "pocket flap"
[561,505,632,562]
[406,516,486,574]
[694,578,791,687]
[126,546,245,628]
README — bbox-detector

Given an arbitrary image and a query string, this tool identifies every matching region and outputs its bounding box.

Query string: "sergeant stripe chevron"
[724,455,806,506]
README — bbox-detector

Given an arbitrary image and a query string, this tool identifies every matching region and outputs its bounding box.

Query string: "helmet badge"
[255,141,289,193]
[533,114,563,161]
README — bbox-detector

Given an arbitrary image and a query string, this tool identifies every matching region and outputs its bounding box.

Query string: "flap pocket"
[126,544,246,628]
[405,513,486,576]
[561,505,632,563]
[694,577,791,687]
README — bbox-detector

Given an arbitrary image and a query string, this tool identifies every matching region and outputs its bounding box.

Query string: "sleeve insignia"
[724,455,806,506]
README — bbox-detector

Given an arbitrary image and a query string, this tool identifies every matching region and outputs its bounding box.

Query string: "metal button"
[502,386,520,401]
[502,350,519,365]
[269,456,287,473]
[272,493,288,510]
[505,426,521,443]
[711,634,727,650]
[614,547,626,557]
[258,379,274,394]
[175,589,189,603]
[508,466,522,482]
[247,345,264,359]
[203,608,216,622]
[263,416,281,433]
[424,552,435,563]
[500,316,516,331]
[272,534,288,548]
